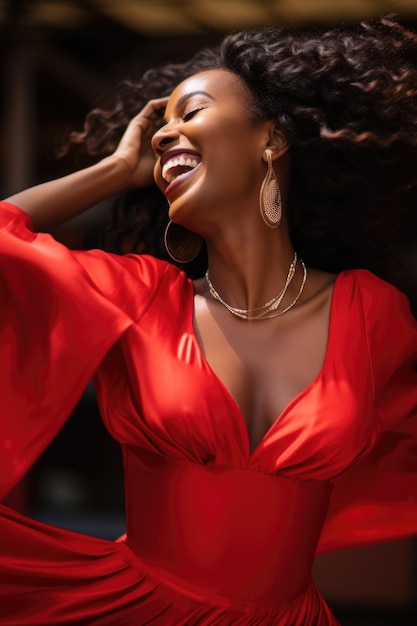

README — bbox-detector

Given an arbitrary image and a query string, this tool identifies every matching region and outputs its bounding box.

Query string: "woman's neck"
[203,224,298,313]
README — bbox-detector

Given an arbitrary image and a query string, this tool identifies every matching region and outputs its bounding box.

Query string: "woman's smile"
[152,69,272,225]
[164,162,203,198]
[159,148,203,198]
[161,151,201,184]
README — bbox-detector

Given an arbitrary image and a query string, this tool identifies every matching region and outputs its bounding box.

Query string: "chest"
[192,293,332,451]
[97,277,374,473]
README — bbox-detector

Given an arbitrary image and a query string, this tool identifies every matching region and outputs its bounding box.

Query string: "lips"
[160,150,201,184]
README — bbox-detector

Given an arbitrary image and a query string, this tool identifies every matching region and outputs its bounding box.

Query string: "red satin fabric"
[1,201,417,624]
[124,448,331,605]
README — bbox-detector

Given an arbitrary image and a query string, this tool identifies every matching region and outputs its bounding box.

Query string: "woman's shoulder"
[336,269,416,337]
[75,249,183,280]
[305,267,414,331]
[337,268,410,305]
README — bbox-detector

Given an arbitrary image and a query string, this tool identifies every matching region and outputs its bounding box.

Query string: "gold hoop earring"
[259,149,282,228]
[164,221,203,263]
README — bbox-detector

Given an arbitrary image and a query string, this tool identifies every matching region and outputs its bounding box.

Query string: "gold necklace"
[205,255,307,321]
[206,252,296,316]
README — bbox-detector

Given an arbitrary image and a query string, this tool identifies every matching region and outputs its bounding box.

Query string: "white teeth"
[161,154,200,183]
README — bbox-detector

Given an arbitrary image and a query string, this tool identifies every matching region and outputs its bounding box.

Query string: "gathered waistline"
[123,449,332,608]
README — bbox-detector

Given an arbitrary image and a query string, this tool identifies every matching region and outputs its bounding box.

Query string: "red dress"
[1,201,417,625]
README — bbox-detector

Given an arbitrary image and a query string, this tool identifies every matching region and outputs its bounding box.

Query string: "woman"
[1,14,417,626]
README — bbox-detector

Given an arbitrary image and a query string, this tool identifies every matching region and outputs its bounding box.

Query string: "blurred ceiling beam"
[185,0,275,30]
[1,0,416,34]
[89,0,201,35]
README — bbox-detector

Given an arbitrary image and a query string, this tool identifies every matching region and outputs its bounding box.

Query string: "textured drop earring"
[259,148,282,228]
[164,221,203,263]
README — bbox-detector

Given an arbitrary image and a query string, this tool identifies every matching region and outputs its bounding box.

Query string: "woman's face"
[152,69,271,232]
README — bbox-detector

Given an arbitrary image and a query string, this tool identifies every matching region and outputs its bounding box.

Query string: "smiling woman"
[1,14,417,626]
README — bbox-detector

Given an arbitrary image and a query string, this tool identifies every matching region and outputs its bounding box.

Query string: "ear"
[265,125,290,160]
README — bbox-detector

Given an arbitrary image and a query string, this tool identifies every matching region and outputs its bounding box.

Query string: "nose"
[151,123,180,156]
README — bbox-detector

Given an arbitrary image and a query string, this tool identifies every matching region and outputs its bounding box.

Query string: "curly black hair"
[65,15,417,287]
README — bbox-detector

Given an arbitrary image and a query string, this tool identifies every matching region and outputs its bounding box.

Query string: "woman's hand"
[3,97,169,229]
[112,97,169,190]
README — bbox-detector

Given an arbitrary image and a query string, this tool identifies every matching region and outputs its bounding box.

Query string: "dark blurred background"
[1,1,417,624]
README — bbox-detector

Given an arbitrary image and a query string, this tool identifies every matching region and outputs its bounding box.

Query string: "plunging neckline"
[189,271,342,461]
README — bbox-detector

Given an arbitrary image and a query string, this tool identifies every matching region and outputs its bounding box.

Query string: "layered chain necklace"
[205,252,307,321]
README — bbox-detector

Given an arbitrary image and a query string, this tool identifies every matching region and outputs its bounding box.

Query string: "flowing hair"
[63,15,417,287]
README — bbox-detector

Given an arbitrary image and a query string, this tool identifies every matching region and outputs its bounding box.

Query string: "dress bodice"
[124,447,331,608]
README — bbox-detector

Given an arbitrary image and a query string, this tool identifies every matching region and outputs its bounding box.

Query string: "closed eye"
[182,107,205,122]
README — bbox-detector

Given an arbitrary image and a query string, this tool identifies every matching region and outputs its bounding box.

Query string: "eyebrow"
[174,90,215,111]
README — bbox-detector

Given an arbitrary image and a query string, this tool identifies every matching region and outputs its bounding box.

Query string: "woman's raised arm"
[4,98,168,231]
